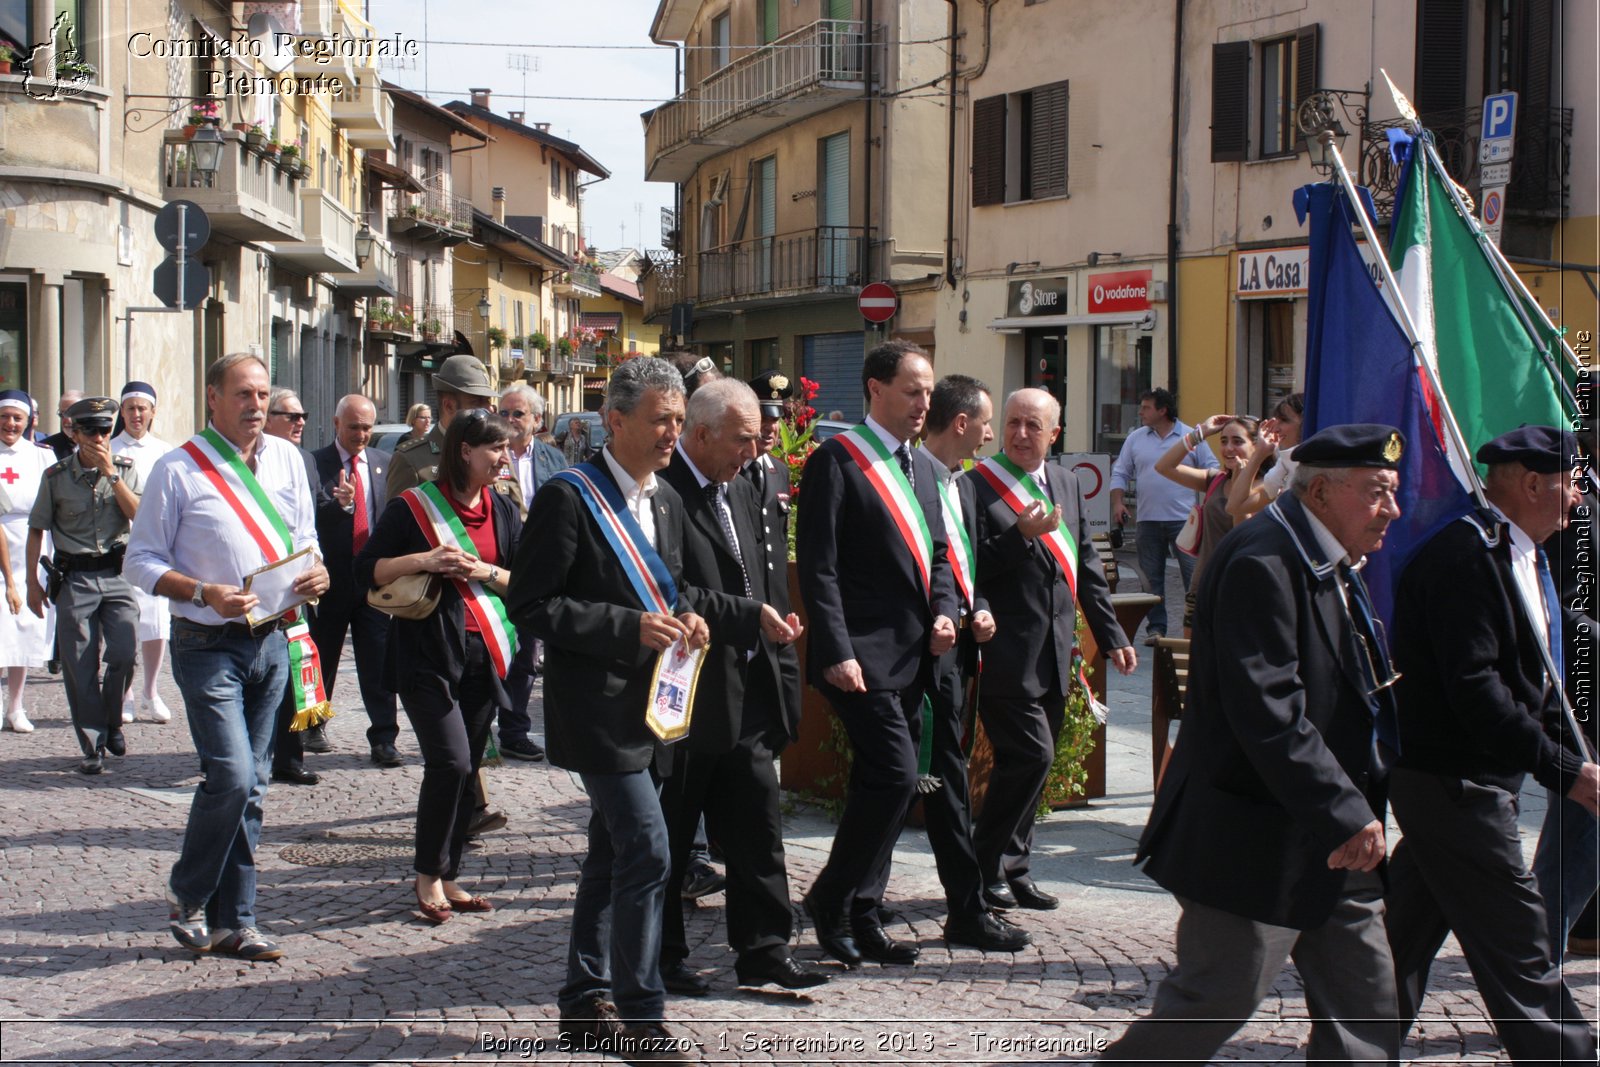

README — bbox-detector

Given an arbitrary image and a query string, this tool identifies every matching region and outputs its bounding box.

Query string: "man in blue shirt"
[1109,388,1217,642]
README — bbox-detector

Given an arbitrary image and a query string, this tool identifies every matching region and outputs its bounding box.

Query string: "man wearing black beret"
[1386,424,1598,1062]
[1106,424,1405,1063]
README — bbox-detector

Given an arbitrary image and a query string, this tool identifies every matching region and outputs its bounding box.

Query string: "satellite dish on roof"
[247,12,295,74]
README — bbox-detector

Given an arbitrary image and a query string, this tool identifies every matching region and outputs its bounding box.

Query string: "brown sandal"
[416,892,453,925]
[445,895,494,913]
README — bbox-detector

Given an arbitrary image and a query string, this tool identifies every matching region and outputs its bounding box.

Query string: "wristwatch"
[487,566,500,584]
[191,581,206,608]
[107,472,121,486]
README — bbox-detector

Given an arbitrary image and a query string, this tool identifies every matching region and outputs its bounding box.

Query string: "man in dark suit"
[1386,425,1599,1063]
[509,357,776,1058]
[966,387,1134,911]
[309,394,401,769]
[744,369,799,718]
[656,378,826,993]
[796,340,960,968]
[1104,424,1407,1064]
[917,375,1031,952]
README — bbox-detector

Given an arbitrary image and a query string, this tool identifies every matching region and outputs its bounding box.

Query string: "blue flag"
[1298,182,1473,625]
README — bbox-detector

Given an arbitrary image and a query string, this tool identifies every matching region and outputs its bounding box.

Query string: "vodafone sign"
[1087,269,1152,314]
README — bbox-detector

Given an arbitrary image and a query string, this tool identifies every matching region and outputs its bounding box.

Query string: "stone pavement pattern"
[0,551,1593,1064]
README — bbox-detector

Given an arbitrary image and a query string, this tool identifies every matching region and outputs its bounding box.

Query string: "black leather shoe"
[802,894,861,967]
[370,741,402,767]
[78,752,104,775]
[736,954,831,990]
[944,910,1032,951]
[852,922,919,965]
[104,730,127,757]
[659,961,711,996]
[500,736,545,761]
[1008,877,1060,911]
[270,765,321,786]
[302,725,332,753]
[680,862,725,900]
[983,882,1018,910]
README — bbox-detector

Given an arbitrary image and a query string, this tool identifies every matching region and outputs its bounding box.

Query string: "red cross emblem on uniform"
[0,468,17,486]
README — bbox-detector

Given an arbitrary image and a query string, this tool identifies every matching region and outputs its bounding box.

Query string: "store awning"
[579,312,624,333]
[987,310,1155,333]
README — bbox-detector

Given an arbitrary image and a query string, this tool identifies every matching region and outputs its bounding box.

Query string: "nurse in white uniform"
[110,381,174,723]
[0,390,57,732]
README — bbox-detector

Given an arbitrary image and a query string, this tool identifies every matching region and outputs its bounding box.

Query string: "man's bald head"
[333,394,376,455]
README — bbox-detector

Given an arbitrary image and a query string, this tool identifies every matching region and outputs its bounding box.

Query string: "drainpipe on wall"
[863,0,874,301]
[943,0,958,288]
[1165,0,1185,397]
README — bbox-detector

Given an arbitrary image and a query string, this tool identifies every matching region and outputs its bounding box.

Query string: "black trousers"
[921,656,985,918]
[271,677,303,771]
[400,632,499,880]
[1387,767,1597,1063]
[973,687,1064,886]
[660,669,793,968]
[810,673,928,923]
[309,587,399,747]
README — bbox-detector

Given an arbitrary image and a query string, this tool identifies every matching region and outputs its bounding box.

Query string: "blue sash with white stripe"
[553,463,679,613]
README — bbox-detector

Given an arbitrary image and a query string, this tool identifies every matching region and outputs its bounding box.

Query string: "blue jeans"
[1136,519,1198,635]
[1533,793,1600,949]
[560,768,670,1022]
[168,622,288,931]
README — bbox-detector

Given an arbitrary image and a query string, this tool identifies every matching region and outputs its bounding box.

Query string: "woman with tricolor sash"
[356,410,522,924]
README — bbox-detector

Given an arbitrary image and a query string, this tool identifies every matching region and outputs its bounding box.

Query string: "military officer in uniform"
[24,397,141,774]
[386,354,509,507]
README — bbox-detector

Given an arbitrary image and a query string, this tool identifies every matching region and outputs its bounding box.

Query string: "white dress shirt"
[125,429,320,625]
[1489,502,1546,646]
[863,414,910,464]
[110,430,173,485]
[507,440,538,505]
[600,445,659,549]
[334,440,377,517]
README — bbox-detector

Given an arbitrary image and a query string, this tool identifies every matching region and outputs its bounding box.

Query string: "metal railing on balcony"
[646,19,876,163]
[642,257,683,322]
[416,303,454,343]
[1361,104,1572,222]
[394,185,473,236]
[160,130,301,242]
[696,226,876,305]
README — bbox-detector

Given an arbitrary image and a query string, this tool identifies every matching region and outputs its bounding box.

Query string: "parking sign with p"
[1479,91,1518,164]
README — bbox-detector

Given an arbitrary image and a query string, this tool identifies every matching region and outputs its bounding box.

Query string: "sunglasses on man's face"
[270,411,308,422]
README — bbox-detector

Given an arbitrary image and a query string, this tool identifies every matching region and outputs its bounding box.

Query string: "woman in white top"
[0,390,58,732]
[110,381,174,723]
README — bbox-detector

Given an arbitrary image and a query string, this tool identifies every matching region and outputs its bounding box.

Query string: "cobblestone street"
[0,555,1592,1064]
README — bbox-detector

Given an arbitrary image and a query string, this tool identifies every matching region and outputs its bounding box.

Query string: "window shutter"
[971,94,1006,206]
[1517,0,1553,116]
[1413,0,1468,113]
[1210,41,1250,162]
[1029,81,1069,198]
[1293,24,1320,150]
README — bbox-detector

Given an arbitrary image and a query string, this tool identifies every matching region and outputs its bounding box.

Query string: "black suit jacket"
[661,451,798,752]
[965,459,1126,700]
[352,487,520,704]
[311,444,392,573]
[796,431,959,690]
[744,453,802,723]
[507,457,741,774]
[1135,494,1388,930]
[1393,510,1584,796]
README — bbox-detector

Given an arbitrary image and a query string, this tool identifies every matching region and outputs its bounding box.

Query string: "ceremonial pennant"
[835,427,934,603]
[404,482,518,678]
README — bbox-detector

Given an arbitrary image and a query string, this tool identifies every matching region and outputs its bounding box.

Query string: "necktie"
[895,443,914,488]
[1535,545,1564,682]
[350,455,369,553]
[706,483,752,598]
[748,457,766,496]
[1341,564,1401,754]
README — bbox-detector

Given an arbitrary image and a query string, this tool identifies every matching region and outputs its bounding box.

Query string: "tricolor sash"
[402,482,518,678]
[552,463,678,614]
[975,454,1106,722]
[178,428,330,729]
[936,478,975,610]
[835,427,934,603]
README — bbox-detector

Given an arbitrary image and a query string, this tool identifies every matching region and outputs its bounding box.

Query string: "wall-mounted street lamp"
[188,124,226,177]
[354,224,375,265]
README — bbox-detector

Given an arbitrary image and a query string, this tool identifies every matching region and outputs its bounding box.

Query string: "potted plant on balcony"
[0,45,16,75]
[508,335,526,354]
[244,122,267,150]
[367,299,395,332]
[528,331,550,354]
[421,317,444,342]
[278,139,303,175]
[554,336,574,359]
[394,305,415,335]
[263,138,281,163]
[184,99,221,138]
[486,326,507,351]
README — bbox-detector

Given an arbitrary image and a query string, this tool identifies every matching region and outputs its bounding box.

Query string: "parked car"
[809,419,853,443]
[369,423,417,455]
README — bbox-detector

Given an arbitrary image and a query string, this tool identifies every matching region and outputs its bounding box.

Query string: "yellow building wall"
[1517,214,1600,367]
[1175,254,1233,421]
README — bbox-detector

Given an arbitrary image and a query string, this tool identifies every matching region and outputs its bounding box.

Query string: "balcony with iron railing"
[695,225,879,308]
[645,19,878,182]
[389,185,474,246]
[642,257,683,323]
[160,130,302,243]
[555,263,602,297]
[415,304,455,344]
[1361,104,1572,223]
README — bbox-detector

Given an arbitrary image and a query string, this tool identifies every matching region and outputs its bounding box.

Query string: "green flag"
[1388,143,1571,478]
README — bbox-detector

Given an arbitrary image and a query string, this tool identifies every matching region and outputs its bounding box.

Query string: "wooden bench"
[1092,535,1119,593]
[1151,636,1191,789]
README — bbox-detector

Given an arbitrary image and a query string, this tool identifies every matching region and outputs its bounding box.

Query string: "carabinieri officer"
[26,396,141,773]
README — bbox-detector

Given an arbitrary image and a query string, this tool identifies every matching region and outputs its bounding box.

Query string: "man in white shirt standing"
[125,353,329,962]
[1109,388,1217,643]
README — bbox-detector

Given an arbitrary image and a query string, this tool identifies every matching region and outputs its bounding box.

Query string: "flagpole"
[1479,233,1588,379]
[1319,130,1593,764]
[1418,138,1580,412]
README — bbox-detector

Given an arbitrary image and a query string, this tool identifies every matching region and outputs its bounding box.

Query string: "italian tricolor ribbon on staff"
[401,481,518,678]
[178,427,331,730]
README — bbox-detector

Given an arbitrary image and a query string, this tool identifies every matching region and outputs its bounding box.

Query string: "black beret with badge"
[1294,423,1406,470]
[66,396,119,434]
[748,368,793,418]
[1474,425,1578,474]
